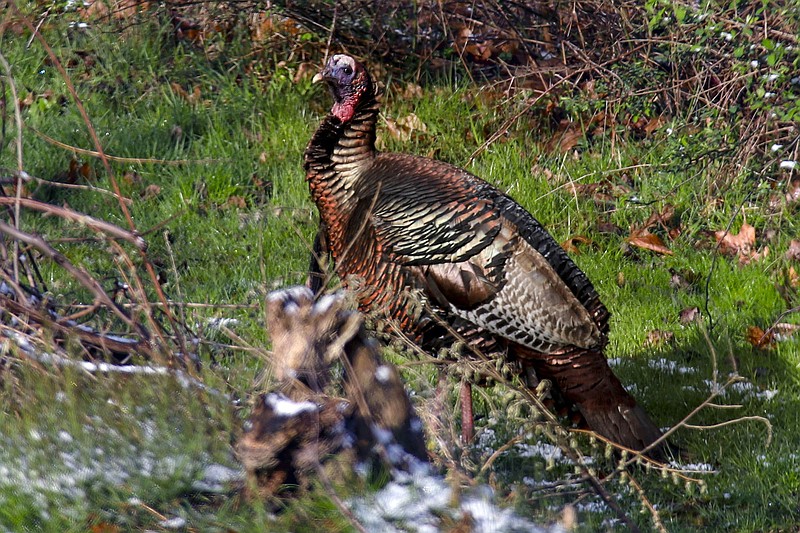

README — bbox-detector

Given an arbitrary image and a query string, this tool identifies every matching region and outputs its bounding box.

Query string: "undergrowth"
[1,1,799,531]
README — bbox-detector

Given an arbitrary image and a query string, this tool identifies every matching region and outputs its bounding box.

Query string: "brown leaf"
[645,329,674,347]
[596,221,624,235]
[79,161,93,180]
[401,83,423,100]
[121,171,141,186]
[627,229,673,255]
[746,326,774,349]
[546,121,584,153]
[224,195,247,209]
[561,235,593,254]
[170,82,187,99]
[140,184,161,200]
[644,115,666,135]
[90,522,121,533]
[746,323,800,350]
[679,306,701,324]
[789,266,800,288]
[786,178,800,204]
[293,62,316,84]
[187,86,202,105]
[786,240,800,262]
[669,267,701,290]
[715,222,767,264]
[19,92,36,108]
[113,0,144,19]
[715,222,755,255]
[81,0,109,19]
[384,113,427,142]
[642,204,678,234]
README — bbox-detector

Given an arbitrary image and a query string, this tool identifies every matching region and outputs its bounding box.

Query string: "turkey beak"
[313,64,334,84]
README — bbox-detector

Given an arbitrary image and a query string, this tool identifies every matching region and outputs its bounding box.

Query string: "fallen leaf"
[546,120,584,153]
[223,195,247,209]
[715,222,754,254]
[596,221,624,235]
[561,235,593,254]
[645,329,674,347]
[746,326,773,349]
[789,266,799,288]
[669,267,701,290]
[401,83,423,100]
[786,178,800,204]
[140,184,161,200]
[642,204,681,239]
[90,523,121,533]
[786,240,800,261]
[746,323,800,349]
[715,222,767,264]
[81,0,109,19]
[121,171,141,186]
[644,115,666,135]
[679,306,701,324]
[384,113,427,142]
[292,62,316,84]
[627,229,673,255]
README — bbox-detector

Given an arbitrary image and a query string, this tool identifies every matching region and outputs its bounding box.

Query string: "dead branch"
[0,197,146,250]
[0,220,147,338]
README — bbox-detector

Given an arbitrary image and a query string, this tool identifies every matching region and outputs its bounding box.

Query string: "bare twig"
[0,197,146,250]
[0,220,144,336]
[0,48,25,283]
[28,126,223,166]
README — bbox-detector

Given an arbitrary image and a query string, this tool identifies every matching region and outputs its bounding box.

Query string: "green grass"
[2,8,800,532]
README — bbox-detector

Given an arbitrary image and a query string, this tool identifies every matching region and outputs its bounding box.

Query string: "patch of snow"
[351,469,551,532]
[779,160,796,170]
[750,60,759,68]
[648,358,695,374]
[264,393,318,417]
[771,144,784,151]
[205,317,239,330]
[516,442,563,461]
[575,500,608,514]
[159,517,186,529]
[728,380,778,401]
[669,461,716,473]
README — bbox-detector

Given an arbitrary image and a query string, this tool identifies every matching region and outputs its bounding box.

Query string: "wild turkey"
[304,54,666,458]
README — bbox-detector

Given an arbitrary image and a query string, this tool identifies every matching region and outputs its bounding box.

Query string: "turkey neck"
[304,90,379,223]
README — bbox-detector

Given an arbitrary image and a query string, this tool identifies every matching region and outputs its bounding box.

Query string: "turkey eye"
[342,66,353,76]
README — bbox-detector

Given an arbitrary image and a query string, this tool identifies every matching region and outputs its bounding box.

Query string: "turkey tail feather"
[516,345,667,459]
